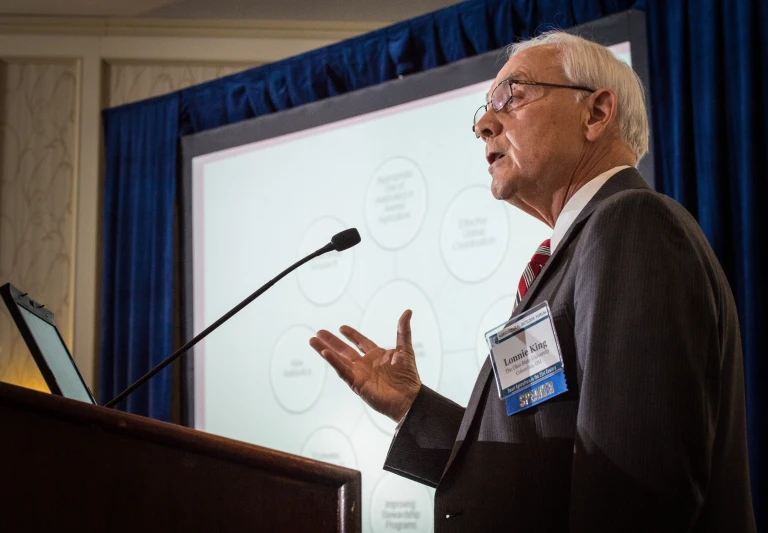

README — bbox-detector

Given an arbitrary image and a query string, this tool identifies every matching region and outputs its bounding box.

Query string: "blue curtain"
[177,0,635,136]
[99,94,178,419]
[646,0,767,528]
[100,0,633,419]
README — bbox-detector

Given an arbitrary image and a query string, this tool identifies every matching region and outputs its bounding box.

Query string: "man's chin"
[490,178,516,201]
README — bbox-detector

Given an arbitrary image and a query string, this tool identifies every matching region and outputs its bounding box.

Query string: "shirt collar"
[550,165,631,253]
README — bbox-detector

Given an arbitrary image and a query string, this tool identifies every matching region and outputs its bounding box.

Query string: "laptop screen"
[16,305,95,404]
[1,283,95,405]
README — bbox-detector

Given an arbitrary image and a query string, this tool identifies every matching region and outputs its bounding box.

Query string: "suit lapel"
[440,167,648,480]
[511,167,649,316]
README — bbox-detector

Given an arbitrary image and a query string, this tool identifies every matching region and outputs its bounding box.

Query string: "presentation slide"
[191,43,631,533]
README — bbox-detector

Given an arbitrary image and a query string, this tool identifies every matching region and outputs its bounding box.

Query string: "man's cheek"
[503,143,524,172]
[505,130,520,150]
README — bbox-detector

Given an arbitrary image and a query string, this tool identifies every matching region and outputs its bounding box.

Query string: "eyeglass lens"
[491,82,512,112]
[473,81,513,134]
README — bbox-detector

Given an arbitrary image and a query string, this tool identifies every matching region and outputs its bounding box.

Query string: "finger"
[320,349,355,386]
[310,337,355,366]
[396,309,414,352]
[310,338,354,372]
[339,325,378,353]
[309,336,331,356]
[316,330,362,361]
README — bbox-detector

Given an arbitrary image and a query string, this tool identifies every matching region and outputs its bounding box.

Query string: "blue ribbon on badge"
[505,370,568,415]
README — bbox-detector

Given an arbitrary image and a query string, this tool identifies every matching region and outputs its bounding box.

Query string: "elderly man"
[310,32,756,532]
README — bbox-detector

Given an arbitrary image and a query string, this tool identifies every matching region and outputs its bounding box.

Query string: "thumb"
[396,309,414,354]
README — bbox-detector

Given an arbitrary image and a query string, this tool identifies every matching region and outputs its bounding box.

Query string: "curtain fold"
[100,94,179,420]
[646,1,767,527]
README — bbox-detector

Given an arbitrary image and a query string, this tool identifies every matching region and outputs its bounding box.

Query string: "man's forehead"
[487,45,561,94]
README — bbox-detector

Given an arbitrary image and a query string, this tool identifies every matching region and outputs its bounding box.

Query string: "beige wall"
[0,17,381,397]
[0,59,77,393]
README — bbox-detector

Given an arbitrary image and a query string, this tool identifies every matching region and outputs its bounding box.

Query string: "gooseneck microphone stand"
[105,229,361,409]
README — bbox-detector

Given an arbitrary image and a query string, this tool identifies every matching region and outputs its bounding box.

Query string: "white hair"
[508,31,649,161]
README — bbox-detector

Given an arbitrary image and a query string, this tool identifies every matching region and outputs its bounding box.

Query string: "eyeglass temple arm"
[510,79,596,93]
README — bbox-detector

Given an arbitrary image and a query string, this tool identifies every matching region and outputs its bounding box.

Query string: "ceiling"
[0,0,466,22]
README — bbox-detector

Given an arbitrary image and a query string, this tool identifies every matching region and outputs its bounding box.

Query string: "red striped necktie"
[514,239,552,310]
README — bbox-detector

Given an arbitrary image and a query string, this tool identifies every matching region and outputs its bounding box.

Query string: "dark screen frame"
[178,10,651,428]
[0,282,96,404]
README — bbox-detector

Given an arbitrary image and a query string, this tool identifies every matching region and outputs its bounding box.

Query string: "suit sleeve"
[383,385,465,487]
[568,191,720,531]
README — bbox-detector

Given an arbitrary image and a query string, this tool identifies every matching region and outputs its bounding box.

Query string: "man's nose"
[475,108,503,141]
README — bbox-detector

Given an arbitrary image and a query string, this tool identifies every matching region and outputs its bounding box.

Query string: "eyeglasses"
[472,78,596,138]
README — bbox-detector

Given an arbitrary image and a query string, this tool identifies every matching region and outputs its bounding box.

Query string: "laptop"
[1,282,96,404]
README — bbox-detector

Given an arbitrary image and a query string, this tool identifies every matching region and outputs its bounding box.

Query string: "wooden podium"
[0,381,361,532]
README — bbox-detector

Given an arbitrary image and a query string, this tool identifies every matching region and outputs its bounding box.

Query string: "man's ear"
[584,88,618,142]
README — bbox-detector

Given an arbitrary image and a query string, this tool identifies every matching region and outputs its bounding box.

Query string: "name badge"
[485,302,567,415]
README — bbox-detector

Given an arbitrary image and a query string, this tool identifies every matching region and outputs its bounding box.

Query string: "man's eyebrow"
[507,70,532,81]
[485,70,533,101]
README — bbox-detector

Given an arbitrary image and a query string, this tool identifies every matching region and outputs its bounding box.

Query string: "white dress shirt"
[550,165,631,253]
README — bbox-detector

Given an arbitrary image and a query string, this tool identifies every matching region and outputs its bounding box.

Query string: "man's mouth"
[486,152,506,166]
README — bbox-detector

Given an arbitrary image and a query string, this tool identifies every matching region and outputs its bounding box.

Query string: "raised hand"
[309,310,421,423]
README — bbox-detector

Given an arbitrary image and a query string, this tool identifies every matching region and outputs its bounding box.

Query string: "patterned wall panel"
[107,62,255,107]
[0,60,78,392]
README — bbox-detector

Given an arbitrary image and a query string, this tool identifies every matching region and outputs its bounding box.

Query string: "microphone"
[331,228,361,251]
[105,228,362,409]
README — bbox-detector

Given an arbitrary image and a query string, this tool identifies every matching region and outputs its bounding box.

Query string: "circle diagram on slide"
[302,426,358,469]
[270,324,327,413]
[370,473,433,533]
[297,217,354,305]
[440,185,510,283]
[365,157,427,250]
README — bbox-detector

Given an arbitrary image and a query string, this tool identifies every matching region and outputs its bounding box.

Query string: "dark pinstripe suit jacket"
[384,168,756,532]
